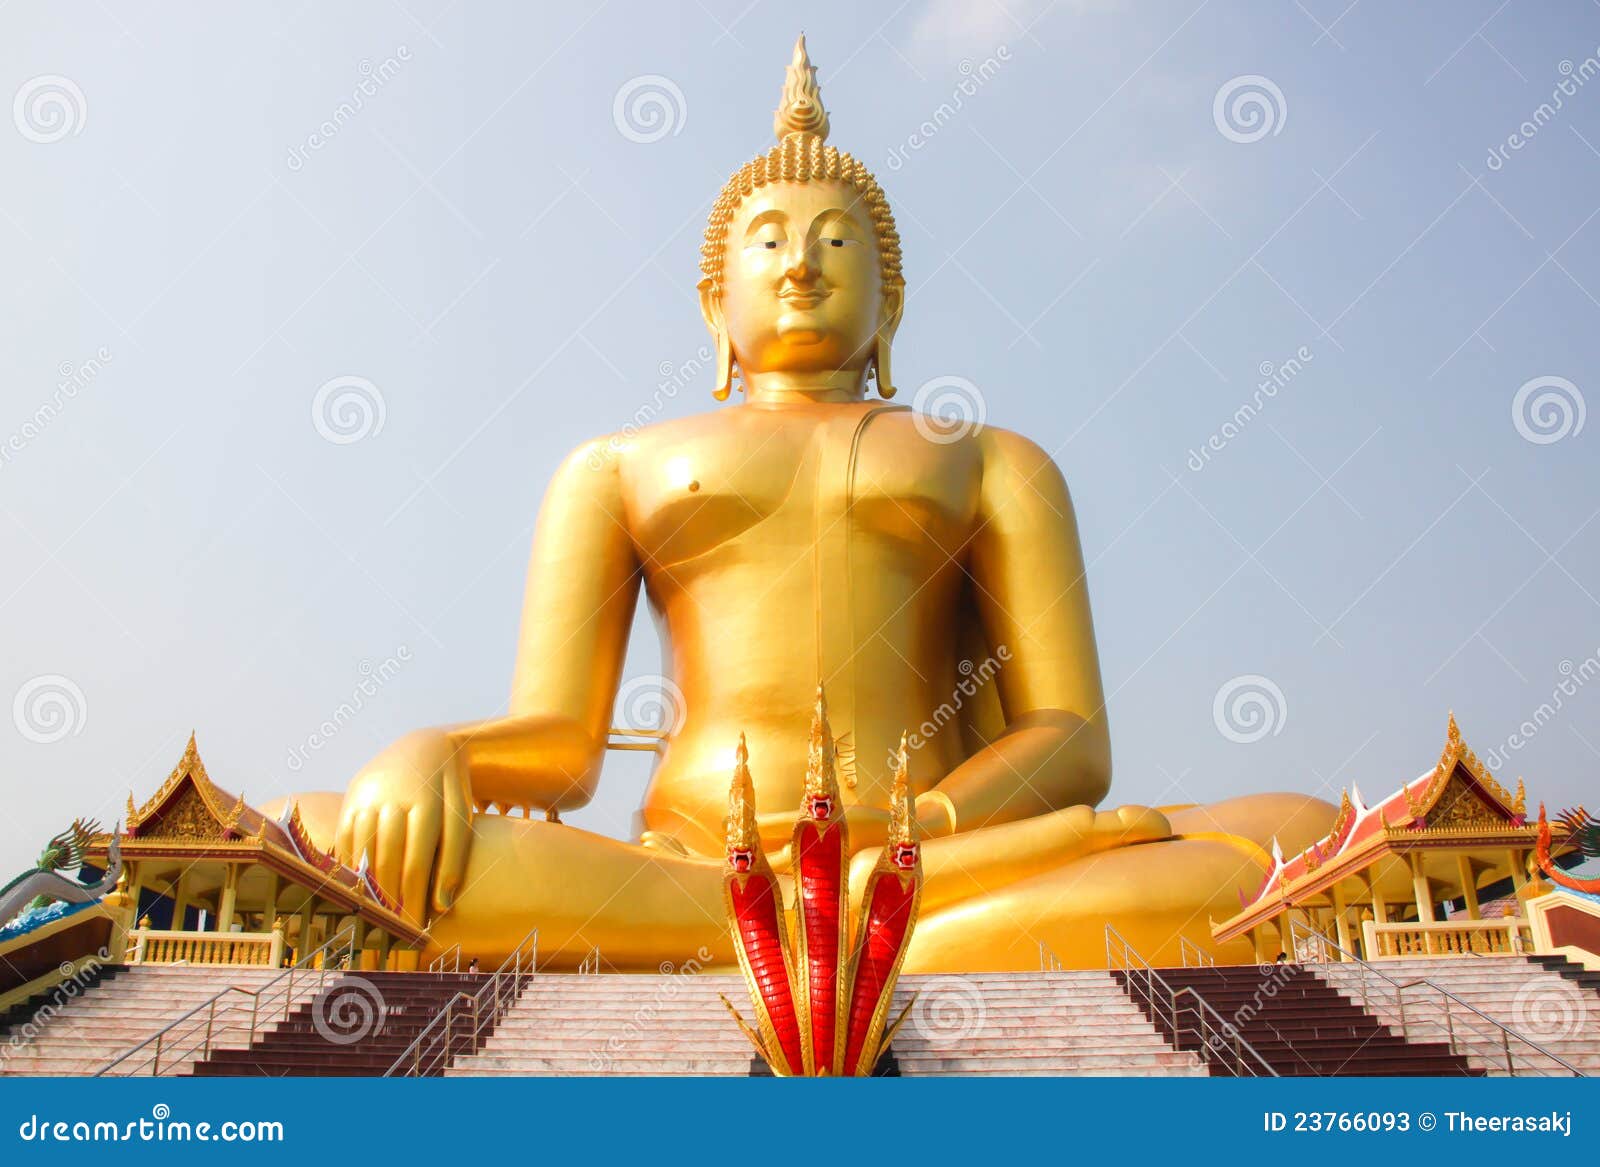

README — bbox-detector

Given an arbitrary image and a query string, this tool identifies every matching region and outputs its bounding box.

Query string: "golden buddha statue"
[274,36,1335,971]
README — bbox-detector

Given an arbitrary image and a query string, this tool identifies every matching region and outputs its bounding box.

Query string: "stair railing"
[1037,940,1063,972]
[1178,937,1215,968]
[385,926,539,1078]
[95,923,358,1077]
[1288,919,1582,1077]
[577,945,603,975]
[1104,925,1277,1077]
[427,943,462,974]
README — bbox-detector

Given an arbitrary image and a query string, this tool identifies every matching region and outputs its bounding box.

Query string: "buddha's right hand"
[333,729,473,922]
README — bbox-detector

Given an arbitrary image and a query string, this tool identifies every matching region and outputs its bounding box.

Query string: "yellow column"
[217,864,239,933]
[1410,854,1435,923]
[170,872,192,931]
[1506,849,1527,894]
[261,872,280,930]
[1332,884,1353,959]
[1456,854,1480,920]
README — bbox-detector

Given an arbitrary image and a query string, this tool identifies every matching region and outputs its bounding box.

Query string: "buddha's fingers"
[396,802,437,924]
[432,758,472,913]
[372,805,409,912]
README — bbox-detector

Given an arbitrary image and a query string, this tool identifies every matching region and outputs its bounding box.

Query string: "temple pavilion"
[1211,715,1579,963]
[83,734,425,970]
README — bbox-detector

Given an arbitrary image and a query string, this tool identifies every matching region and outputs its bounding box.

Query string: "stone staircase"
[191,971,500,1076]
[446,970,1206,1076]
[0,965,302,1076]
[1117,965,1479,1076]
[1314,955,1600,1076]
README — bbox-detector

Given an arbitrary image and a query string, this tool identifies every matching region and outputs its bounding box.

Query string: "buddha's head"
[699,35,904,400]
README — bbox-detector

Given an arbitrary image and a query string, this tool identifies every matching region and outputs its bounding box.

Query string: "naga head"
[887,733,920,871]
[803,686,843,823]
[726,734,760,873]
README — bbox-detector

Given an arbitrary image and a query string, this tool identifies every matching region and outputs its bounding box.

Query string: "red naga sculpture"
[722,689,922,1076]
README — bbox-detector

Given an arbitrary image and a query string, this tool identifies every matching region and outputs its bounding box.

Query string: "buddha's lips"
[780,289,828,307]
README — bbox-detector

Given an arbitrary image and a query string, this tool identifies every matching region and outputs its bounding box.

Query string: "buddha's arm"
[917,429,1112,835]
[463,438,643,811]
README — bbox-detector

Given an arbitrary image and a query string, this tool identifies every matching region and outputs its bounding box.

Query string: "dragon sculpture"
[1535,804,1600,894]
[722,689,922,1076]
[0,818,122,932]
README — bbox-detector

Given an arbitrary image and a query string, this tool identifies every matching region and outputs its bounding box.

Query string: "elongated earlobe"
[699,278,735,402]
[713,327,734,401]
[874,284,905,399]
[873,335,896,399]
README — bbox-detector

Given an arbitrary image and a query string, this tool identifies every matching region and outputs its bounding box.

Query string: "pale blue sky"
[2,1,1598,874]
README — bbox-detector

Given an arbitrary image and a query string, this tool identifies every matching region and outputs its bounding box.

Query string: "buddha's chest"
[623,410,981,570]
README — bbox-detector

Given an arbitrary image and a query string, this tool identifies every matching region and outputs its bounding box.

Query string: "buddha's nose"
[784,242,819,282]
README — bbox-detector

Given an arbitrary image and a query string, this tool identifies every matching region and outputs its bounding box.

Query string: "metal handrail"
[96,923,358,1077]
[1104,925,1278,1077]
[1179,937,1215,967]
[1288,919,1582,1077]
[428,943,462,974]
[385,926,539,1077]
[577,944,603,975]
[1038,940,1063,972]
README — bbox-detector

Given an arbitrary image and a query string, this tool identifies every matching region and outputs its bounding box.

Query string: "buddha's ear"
[873,282,905,400]
[698,278,735,401]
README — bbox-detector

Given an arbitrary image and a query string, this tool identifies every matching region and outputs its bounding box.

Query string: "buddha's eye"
[820,234,856,248]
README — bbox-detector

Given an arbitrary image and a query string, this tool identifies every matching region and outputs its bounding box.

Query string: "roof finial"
[774,33,830,142]
[1446,710,1461,746]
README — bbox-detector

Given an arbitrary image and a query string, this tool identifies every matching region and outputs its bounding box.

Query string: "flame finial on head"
[727,733,759,853]
[887,733,918,848]
[803,685,842,805]
[775,33,830,142]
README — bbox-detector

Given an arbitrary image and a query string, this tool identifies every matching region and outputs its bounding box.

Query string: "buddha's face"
[709,180,897,381]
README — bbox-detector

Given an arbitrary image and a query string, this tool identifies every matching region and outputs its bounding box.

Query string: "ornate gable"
[1403,713,1526,826]
[126,732,235,838]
